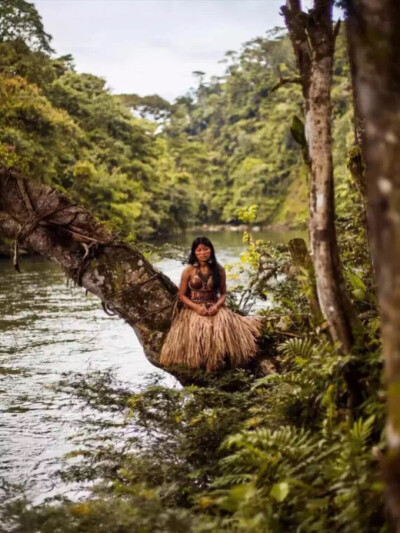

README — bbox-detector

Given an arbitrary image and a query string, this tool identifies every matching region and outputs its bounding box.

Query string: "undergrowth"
[1,221,387,532]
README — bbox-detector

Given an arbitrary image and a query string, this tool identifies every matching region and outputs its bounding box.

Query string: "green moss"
[273,169,309,227]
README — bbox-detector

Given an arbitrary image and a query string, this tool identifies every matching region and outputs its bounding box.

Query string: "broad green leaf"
[270,482,290,502]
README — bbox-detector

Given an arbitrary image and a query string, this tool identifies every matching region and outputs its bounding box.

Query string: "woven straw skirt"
[160,305,262,372]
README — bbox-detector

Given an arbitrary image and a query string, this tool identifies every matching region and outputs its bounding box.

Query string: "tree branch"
[271,76,302,92]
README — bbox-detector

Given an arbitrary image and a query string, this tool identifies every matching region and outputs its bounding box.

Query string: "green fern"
[277,337,315,362]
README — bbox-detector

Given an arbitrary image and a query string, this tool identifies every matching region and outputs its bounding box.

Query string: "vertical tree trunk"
[282,0,362,353]
[346,31,367,201]
[288,237,323,326]
[345,33,367,202]
[346,19,367,194]
[346,18,376,279]
[346,1,400,527]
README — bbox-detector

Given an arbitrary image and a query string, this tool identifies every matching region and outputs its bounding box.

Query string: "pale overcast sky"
[34,0,321,102]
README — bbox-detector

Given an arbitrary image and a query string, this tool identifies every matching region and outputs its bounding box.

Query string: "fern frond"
[277,337,315,360]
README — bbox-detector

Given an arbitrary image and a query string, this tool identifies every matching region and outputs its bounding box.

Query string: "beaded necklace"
[196,267,212,290]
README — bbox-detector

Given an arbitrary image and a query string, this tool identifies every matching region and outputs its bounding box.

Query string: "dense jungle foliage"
[0,1,387,531]
[120,28,353,229]
[0,1,353,243]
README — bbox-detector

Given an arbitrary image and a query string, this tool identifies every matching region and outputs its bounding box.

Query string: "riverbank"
[187,222,305,234]
[0,223,308,259]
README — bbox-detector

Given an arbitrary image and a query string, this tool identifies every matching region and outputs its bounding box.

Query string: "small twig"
[271,76,302,92]
[81,243,93,262]
[53,226,107,243]
[13,239,20,272]
[278,331,302,338]
[75,242,98,286]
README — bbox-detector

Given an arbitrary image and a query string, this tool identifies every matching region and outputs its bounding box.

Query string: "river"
[0,229,305,506]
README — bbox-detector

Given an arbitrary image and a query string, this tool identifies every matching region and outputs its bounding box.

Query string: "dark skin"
[179,243,227,316]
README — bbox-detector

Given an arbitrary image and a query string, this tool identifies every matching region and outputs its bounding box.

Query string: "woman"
[160,236,262,372]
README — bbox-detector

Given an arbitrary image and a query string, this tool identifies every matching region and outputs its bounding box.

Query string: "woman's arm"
[208,266,226,315]
[178,266,208,315]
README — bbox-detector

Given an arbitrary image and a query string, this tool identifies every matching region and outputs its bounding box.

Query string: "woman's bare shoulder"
[218,264,226,274]
[182,265,195,277]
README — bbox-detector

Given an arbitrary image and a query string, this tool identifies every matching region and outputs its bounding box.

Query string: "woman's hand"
[196,305,209,316]
[207,304,219,316]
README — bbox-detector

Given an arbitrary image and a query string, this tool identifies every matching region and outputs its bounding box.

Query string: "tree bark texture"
[0,167,277,384]
[282,0,361,353]
[346,27,367,204]
[288,237,324,326]
[346,18,367,171]
[0,167,178,369]
[346,17,376,278]
[346,1,400,526]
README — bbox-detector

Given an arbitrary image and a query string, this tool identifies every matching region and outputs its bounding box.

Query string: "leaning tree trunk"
[0,167,178,370]
[282,0,362,353]
[0,167,276,384]
[346,1,400,527]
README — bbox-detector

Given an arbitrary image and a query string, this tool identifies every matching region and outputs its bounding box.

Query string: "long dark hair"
[188,236,220,292]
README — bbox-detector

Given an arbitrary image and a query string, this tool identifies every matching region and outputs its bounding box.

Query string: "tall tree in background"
[346,1,400,526]
[281,0,361,353]
[0,0,53,53]
[345,22,366,200]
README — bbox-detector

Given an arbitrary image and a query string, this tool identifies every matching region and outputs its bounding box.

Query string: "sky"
[34,0,289,102]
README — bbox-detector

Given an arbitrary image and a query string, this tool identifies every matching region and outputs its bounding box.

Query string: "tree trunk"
[282,0,362,353]
[346,17,376,279]
[346,18,367,200]
[0,167,178,370]
[0,167,275,384]
[345,1,400,527]
[288,237,323,326]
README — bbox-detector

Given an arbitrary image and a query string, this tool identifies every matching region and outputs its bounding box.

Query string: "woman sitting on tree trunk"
[160,236,262,372]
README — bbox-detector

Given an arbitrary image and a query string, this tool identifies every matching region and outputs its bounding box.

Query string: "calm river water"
[0,229,305,506]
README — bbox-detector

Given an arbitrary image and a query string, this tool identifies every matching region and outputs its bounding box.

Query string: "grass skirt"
[160,305,262,372]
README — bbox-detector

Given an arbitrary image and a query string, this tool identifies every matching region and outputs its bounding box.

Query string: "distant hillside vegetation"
[119,28,353,230]
[0,2,352,243]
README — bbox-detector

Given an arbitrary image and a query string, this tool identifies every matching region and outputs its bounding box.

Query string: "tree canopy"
[0,0,53,53]
[0,3,358,241]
